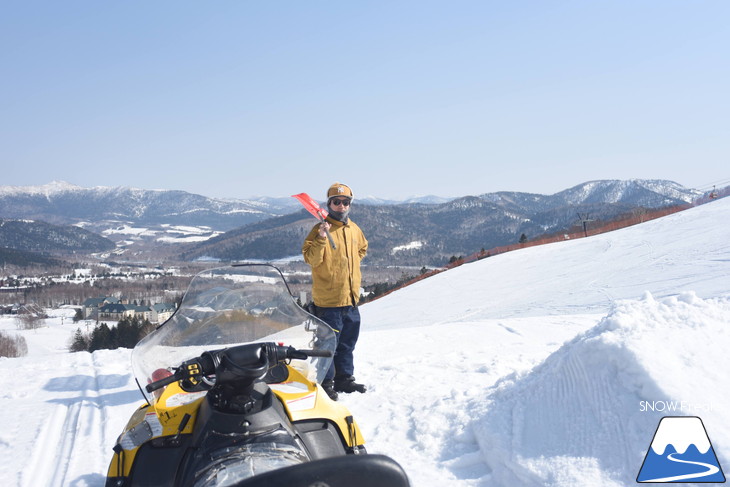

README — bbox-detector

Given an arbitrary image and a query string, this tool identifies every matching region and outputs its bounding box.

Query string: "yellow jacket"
[302,217,368,307]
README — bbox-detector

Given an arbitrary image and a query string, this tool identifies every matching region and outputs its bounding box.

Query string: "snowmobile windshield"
[131,264,336,405]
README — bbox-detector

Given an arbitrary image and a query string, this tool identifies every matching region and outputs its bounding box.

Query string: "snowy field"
[1,196,728,486]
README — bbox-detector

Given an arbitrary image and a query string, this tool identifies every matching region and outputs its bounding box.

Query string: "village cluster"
[80,296,176,324]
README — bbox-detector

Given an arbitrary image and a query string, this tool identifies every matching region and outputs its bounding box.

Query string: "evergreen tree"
[76,316,155,353]
[89,323,112,352]
[117,316,142,349]
[69,328,88,352]
[448,255,463,264]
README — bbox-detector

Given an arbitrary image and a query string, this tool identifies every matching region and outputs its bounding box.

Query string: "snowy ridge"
[550,179,702,206]
[0,180,84,197]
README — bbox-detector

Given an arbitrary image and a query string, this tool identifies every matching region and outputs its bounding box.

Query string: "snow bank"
[472,292,730,487]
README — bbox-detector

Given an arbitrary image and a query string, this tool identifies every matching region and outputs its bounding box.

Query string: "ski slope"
[1,196,729,487]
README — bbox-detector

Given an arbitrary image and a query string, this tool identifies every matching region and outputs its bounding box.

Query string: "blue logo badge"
[637,416,725,483]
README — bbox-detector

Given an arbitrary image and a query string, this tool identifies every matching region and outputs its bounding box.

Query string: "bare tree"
[0,331,28,357]
[18,311,44,331]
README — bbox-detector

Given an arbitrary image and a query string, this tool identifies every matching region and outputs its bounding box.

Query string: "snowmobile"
[105,264,409,487]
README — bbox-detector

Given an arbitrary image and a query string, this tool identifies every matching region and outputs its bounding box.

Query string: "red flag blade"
[292,193,336,249]
[292,193,328,221]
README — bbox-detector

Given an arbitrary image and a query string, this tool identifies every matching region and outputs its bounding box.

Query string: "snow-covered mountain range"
[0,179,702,228]
[0,181,285,231]
[183,179,705,265]
[0,180,707,266]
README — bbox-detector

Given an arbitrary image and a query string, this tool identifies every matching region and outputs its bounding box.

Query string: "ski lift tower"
[576,212,594,238]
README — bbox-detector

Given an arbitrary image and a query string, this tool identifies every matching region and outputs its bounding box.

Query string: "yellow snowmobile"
[105,264,409,487]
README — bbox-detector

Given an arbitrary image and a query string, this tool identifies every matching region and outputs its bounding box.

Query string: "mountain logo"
[637,416,725,483]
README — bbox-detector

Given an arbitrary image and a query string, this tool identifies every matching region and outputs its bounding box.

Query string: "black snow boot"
[322,379,338,401]
[334,375,367,394]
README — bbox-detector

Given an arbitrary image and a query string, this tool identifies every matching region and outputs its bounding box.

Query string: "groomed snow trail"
[0,349,139,487]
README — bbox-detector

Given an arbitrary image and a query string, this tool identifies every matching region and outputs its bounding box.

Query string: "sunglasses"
[330,198,351,207]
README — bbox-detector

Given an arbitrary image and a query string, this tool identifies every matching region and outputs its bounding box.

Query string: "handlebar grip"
[146,372,181,393]
[299,349,333,358]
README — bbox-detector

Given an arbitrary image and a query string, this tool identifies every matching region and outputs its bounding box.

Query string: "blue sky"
[2,1,728,200]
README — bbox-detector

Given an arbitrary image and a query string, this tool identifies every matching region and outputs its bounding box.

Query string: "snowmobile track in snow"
[18,353,111,487]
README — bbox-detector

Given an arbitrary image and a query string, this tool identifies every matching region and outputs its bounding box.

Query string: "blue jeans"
[315,306,361,381]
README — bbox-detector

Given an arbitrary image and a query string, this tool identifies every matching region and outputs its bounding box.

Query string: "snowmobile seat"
[234,454,411,487]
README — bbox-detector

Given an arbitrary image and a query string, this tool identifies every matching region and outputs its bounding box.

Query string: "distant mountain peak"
[0,180,82,196]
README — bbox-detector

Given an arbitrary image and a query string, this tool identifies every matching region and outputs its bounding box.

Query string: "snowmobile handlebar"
[145,343,332,393]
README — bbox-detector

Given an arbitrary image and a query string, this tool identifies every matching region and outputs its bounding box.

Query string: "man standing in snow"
[302,182,368,401]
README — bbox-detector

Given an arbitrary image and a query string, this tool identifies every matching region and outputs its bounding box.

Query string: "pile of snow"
[471,292,729,486]
[0,196,728,487]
